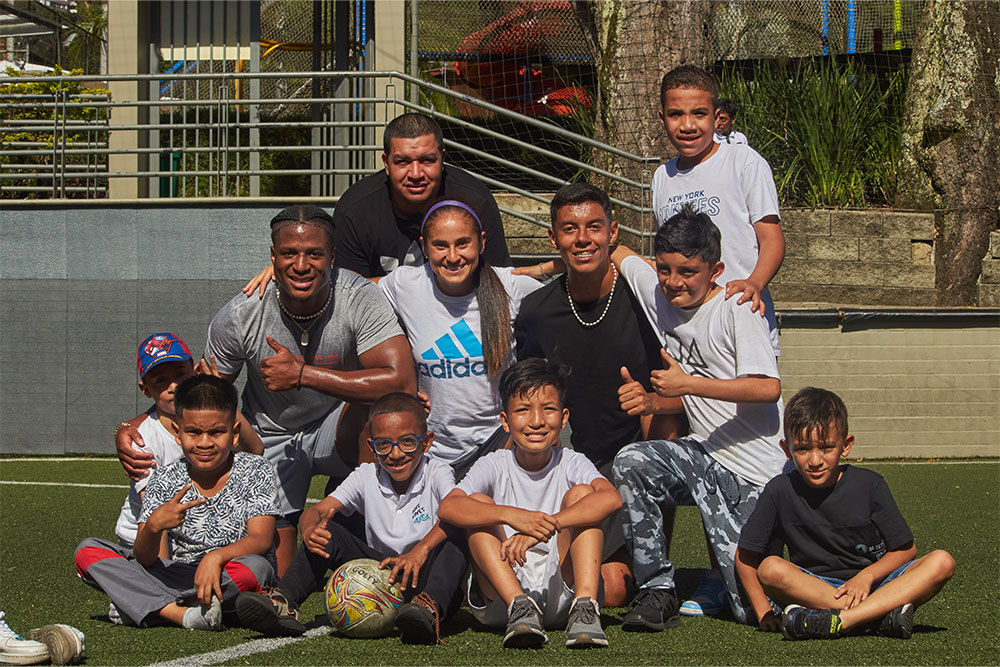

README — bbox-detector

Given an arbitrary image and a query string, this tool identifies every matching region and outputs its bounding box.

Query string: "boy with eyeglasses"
[235,392,467,645]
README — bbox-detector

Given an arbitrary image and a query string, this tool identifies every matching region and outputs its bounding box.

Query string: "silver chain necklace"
[566,263,617,328]
[275,284,332,346]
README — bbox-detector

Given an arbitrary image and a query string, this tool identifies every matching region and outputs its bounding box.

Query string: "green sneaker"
[781,604,843,640]
[565,597,607,648]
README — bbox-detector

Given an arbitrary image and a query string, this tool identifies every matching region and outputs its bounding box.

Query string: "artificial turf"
[1,457,997,665]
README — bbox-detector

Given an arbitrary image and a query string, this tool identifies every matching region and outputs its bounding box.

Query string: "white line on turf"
[1,457,116,462]
[0,480,127,489]
[146,625,331,667]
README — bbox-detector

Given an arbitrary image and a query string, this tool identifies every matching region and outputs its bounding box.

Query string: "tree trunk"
[575,0,712,246]
[896,0,1000,306]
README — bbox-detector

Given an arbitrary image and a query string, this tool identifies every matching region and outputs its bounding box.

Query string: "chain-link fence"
[413,0,935,208]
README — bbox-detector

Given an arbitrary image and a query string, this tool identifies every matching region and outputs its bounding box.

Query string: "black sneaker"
[621,588,681,632]
[235,588,306,637]
[877,603,914,639]
[502,594,547,649]
[781,605,842,640]
[396,593,443,645]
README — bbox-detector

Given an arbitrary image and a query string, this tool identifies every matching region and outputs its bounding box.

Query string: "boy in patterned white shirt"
[74,375,279,631]
[235,392,467,645]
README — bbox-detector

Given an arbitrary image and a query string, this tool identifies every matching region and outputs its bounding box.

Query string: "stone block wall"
[771,209,937,307]
[978,231,1000,307]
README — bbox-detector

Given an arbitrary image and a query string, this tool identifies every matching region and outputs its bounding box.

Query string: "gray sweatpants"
[74,537,274,627]
[612,437,762,624]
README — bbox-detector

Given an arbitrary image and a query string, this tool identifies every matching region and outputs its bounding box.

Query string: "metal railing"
[0,70,659,246]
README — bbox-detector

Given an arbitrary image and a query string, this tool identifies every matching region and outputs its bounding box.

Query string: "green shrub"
[0,66,111,199]
[719,59,905,208]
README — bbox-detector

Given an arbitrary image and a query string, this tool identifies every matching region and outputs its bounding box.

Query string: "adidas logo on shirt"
[417,320,487,379]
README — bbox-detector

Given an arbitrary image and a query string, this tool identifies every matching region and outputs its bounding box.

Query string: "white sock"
[181,599,223,631]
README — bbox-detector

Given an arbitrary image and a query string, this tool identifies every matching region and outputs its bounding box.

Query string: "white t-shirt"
[330,456,455,557]
[458,448,604,548]
[619,256,785,488]
[714,130,748,145]
[380,264,542,464]
[115,413,184,546]
[651,141,780,353]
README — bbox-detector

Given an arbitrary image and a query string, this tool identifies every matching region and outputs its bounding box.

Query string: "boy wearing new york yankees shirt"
[609,204,786,631]
[235,392,466,645]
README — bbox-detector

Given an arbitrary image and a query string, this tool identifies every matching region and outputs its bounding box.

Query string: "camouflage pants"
[612,437,761,624]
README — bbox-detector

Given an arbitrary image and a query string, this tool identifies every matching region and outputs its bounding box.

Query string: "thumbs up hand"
[260,334,302,391]
[618,366,654,416]
[650,348,689,398]
[303,503,337,557]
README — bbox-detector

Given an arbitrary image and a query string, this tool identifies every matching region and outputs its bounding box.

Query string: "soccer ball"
[324,558,404,638]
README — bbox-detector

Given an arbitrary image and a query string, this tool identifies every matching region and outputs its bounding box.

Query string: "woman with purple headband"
[378,199,543,480]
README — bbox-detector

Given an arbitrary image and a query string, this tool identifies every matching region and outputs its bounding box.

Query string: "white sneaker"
[0,612,49,666]
[28,625,85,665]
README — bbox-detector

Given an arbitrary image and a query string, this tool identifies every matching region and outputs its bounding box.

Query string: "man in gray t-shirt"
[117,206,415,573]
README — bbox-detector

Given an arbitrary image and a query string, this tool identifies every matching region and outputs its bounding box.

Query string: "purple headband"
[421,200,482,234]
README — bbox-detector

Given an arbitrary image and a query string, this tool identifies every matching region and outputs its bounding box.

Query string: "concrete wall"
[1,204,997,458]
[0,203,277,456]
[776,312,999,459]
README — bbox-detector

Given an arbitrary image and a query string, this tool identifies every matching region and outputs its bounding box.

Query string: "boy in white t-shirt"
[438,359,623,649]
[114,333,193,548]
[653,65,784,355]
[235,392,466,645]
[713,98,749,145]
[610,204,785,631]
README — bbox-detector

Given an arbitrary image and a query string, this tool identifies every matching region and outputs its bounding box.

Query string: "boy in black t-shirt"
[735,388,955,640]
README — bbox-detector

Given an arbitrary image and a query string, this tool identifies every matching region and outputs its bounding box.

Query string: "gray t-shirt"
[205,268,403,435]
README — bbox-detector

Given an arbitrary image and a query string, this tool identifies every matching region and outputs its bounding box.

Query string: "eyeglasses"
[369,431,429,456]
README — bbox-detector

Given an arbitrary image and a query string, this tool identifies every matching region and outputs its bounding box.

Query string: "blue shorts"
[798,560,915,590]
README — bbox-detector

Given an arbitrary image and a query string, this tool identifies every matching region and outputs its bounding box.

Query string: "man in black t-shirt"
[514,183,682,606]
[333,113,510,278]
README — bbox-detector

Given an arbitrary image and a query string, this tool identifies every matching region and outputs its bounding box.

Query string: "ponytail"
[475,261,511,377]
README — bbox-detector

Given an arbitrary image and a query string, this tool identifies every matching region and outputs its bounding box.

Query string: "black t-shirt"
[332,165,511,278]
[739,465,915,580]
[514,275,664,468]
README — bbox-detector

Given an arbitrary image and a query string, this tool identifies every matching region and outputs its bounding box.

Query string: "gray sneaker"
[565,597,607,648]
[503,594,547,649]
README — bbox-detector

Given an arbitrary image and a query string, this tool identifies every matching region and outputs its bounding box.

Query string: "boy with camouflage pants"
[609,204,786,631]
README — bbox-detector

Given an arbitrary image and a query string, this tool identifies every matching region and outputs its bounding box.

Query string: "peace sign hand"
[146,484,205,533]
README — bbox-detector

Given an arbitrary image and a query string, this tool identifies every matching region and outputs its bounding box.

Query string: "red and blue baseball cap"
[137,332,193,379]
